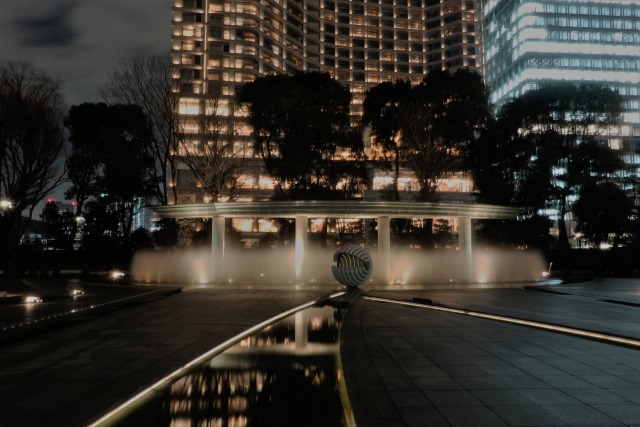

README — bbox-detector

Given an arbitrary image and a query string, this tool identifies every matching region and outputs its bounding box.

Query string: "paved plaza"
[0,278,638,426]
[342,281,640,427]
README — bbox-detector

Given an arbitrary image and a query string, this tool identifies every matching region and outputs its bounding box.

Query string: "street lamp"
[0,200,12,210]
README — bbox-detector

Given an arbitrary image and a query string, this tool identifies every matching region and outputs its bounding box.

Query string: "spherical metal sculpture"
[331,245,373,288]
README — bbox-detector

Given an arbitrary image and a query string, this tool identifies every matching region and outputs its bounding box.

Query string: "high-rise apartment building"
[171,0,481,203]
[480,0,640,167]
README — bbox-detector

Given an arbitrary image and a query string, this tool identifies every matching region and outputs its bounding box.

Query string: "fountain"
[131,245,546,286]
[139,200,547,286]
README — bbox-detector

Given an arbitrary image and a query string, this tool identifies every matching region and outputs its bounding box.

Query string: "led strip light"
[364,296,640,349]
[89,291,346,426]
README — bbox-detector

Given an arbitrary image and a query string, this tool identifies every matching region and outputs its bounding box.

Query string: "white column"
[378,216,391,284]
[295,310,308,349]
[295,215,308,282]
[211,216,225,283]
[458,217,473,282]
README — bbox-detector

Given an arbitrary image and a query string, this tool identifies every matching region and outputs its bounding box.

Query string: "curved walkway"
[1,279,639,426]
[341,280,640,426]
[0,288,329,426]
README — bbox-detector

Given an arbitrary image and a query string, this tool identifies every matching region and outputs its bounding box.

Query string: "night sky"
[0,0,172,107]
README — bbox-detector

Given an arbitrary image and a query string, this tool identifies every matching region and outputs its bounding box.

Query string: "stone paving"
[341,280,640,427]
[0,278,639,426]
[0,288,329,426]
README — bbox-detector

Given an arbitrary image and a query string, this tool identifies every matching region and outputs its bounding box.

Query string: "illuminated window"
[179,98,200,115]
[235,123,251,136]
[204,99,228,116]
[182,121,199,134]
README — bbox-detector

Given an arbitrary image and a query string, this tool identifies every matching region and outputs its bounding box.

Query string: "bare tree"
[0,61,67,273]
[102,55,184,205]
[178,86,247,202]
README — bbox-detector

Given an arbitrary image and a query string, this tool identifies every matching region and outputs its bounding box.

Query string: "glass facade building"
[481,0,640,244]
[481,0,640,160]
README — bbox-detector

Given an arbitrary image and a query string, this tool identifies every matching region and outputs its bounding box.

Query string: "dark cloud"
[15,0,79,47]
[1,0,171,105]
[1,0,171,206]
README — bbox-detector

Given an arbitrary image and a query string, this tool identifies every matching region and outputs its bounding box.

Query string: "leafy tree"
[621,208,640,249]
[433,219,453,247]
[313,128,368,201]
[237,72,366,200]
[152,218,180,248]
[361,70,490,248]
[363,71,490,203]
[0,61,67,273]
[475,214,554,250]
[129,227,155,251]
[573,181,632,248]
[470,103,553,249]
[80,198,119,252]
[469,108,532,206]
[64,103,108,249]
[98,105,157,243]
[471,82,624,250]
[64,103,158,248]
[362,80,411,201]
[400,69,491,202]
[40,200,74,250]
[102,55,185,205]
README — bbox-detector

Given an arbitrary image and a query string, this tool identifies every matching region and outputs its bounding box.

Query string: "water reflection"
[107,305,349,427]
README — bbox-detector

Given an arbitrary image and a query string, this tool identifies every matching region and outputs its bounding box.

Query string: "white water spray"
[131,246,546,285]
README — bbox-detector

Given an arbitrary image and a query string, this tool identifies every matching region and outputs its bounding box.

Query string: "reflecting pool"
[99,305,351,427]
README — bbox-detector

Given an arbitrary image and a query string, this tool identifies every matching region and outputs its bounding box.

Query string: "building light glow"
[490,68,640,105]
[516,2,544,16]
[518,40,640,60]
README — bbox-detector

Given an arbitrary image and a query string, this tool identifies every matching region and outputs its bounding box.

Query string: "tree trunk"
[558,197,571,251]
[422,218,434,249]
[393,146,401,201]
[321,218,328,247]
[170,162,178,205]
[5,242,21,276]
[2,214,23,276]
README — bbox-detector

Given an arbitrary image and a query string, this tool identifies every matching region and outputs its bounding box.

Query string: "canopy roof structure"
[153,201,526,220]
[153,200,527,283]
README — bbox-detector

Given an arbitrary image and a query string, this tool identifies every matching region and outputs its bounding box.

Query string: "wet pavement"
[98,305,348,427]
[0,278,638,426]
[0,287,329,426]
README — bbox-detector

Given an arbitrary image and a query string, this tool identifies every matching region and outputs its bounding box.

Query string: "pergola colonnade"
[153,201,524,284]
